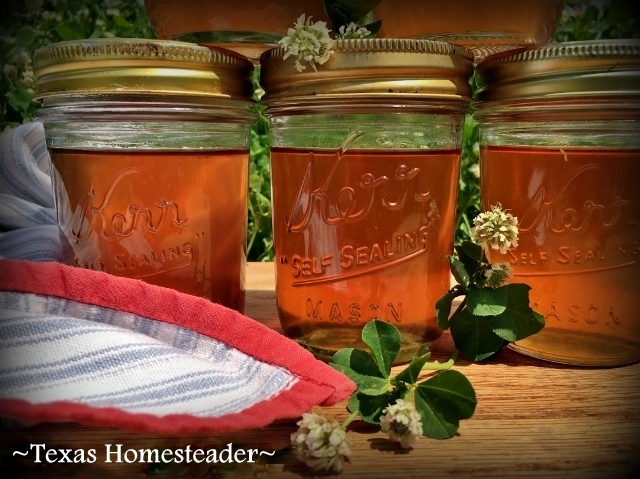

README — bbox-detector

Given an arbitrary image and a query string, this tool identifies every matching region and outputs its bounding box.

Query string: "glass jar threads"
[475,40,640,366]
[33,39,255,312]
[261,39,474,361]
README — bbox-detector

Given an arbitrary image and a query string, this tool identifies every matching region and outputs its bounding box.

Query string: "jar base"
[509,328,640,367]
[293,327,434,365]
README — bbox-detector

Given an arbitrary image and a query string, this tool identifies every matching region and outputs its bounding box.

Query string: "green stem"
[419,349,459,371]
[341,409,359,430]
[462,210,472,234]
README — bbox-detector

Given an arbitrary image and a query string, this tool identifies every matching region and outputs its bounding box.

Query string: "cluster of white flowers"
[336,22,371,39]
[3,51,35,95]
[279,14,334,72]
[76,7,90,18]
[41,10,61,22]
[291,412,351,473]
[471,204,519,254]
[484,262,513,288]
[380,399,423,449]
[468,162,480,179]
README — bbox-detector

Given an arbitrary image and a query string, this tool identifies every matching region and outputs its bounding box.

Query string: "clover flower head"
[291,412,351,473]
[16,51,31,66]
[471,203,519,254]
[336,22,371,39]
[484,262,512,288]
[380,399,422,449]
[17,69,36,90]
[468,162,480,179]
[279,14,334,72]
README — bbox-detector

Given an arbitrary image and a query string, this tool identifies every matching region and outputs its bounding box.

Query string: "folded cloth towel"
[0,125,355,433]
[0,260,355,433]
[0,123,61,262]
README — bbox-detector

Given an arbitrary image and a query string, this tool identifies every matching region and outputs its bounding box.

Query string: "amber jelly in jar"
[261,39,474,362]
[33,39,255,312]
[475,40,640,366]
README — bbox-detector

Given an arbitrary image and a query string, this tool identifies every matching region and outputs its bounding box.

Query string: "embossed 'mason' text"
[305,298,402,324]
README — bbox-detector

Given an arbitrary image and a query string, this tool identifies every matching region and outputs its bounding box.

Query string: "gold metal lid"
[475,40,640,103]
[260,38,474,105]
[33,38,254,101]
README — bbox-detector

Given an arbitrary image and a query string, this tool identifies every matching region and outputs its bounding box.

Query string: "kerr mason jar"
[261,39,474,361]
[475,40,640,366]
[33,39,255,312]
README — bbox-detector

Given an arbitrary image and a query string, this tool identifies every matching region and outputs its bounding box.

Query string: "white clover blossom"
[380,399,422,449]
[336,22,371,39]
[41,11,59,21]
[17,69,36,90]
[16,51,31,66]
[471,203,519,254]
[484,262,513,288]
[291,412,351,473]
[468,162,480,179]
[279,14,334,72]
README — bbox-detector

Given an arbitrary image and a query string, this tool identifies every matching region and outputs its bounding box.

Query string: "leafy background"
[1,0,638,260]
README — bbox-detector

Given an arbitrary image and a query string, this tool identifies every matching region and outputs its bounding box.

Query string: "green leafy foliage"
[415,370,476,439]
[435,288,465,331]
[448,255,470,288]
[466,286,507,316]
[438,235,545,361]
[323,0,382,31]
[457,109,481,244]
[330,320,477,439]
[247,67,273,261]
[393,354,430,385]
[450,308,507,362]
[361,319,401,378]
[554,0,640,42]
[329,348,387,391]
[491,284,546,341]
[1,0,155,130]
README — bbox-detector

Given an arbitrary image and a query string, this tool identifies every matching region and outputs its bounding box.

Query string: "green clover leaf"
[362,319,401,378]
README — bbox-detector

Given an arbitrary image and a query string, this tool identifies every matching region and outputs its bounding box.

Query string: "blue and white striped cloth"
[0,290,296,418]
[0,123,354,433]
[0,123,60,262]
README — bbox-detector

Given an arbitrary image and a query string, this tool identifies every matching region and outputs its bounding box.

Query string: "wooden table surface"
[2,262,640,478]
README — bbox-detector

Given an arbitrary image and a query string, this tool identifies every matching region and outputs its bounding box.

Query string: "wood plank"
[1,262,639,478]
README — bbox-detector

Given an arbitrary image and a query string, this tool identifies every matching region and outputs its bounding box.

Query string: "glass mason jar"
[475,40,640,366]
[374,0,563,61]
[260,39,474,362]
[33,39,255,312]
[144,0,328,62]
